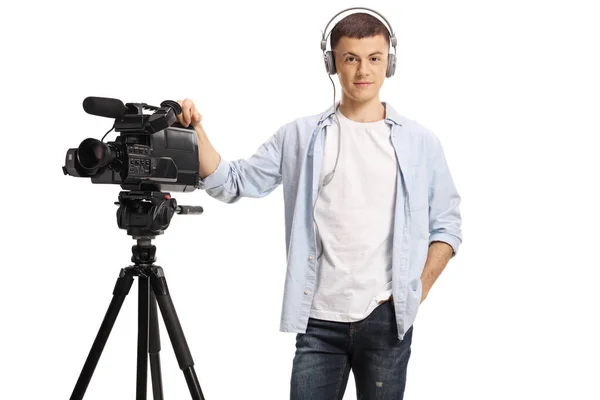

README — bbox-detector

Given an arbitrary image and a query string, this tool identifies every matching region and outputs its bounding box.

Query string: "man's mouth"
[354,82,373,87]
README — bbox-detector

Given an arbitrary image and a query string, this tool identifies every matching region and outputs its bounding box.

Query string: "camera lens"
[77,138,116,171]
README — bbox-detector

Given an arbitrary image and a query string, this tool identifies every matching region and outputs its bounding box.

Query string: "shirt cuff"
[197,156,230,190]
[429,233,461,258]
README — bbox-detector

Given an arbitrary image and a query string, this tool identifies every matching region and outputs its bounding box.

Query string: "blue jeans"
[290,300,413,399]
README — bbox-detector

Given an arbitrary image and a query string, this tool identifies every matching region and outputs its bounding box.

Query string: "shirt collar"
[317,101,403,127]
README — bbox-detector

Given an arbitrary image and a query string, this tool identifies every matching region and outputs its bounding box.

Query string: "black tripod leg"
[70,267,135,400]
[137,274,150,400]
[149,290,164,400]
[150,266,206,400]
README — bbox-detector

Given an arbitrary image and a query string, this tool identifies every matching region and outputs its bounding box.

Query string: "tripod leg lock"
[150,266,169,295]
[113,267,135,296]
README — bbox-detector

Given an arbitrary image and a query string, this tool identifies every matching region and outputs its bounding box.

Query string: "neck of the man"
[338,95,385,122]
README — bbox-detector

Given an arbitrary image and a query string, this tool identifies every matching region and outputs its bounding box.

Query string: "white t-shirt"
[309,107,398,322]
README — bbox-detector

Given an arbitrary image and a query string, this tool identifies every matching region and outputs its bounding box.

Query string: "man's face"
[333,34,389,104]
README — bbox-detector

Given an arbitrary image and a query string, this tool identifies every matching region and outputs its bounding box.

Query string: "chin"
[351,93,377,102]
[342,88,378,103]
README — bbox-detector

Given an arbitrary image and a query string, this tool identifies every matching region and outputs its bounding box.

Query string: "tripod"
[69,190,206,400]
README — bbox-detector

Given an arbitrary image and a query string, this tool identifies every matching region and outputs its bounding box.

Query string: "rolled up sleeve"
[198,126,285,203]
[197,155,230,190]
[428,135,463,257]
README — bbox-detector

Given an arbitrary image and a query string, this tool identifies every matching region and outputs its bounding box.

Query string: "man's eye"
[346,57,356,62]
[371,57,381,62]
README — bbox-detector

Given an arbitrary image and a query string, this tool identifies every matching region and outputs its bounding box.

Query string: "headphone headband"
[320,7,397,53]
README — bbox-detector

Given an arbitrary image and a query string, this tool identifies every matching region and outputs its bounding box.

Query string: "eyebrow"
[341,51,384,56]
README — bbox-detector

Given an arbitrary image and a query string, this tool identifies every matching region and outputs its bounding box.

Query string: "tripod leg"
[137,274,150,400]
[149,290,164,400]
[70,267,135,400]
[150,266,206,400]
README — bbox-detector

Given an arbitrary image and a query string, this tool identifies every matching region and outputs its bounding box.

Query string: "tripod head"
[115,190,203,239]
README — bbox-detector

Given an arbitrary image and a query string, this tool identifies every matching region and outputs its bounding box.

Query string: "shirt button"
[304,290,309,295]
[308,255,313,261]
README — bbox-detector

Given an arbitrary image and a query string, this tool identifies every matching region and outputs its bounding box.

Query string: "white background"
[1,0,599,399]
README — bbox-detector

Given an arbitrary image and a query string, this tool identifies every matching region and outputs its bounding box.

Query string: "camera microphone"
[83,96,127,118]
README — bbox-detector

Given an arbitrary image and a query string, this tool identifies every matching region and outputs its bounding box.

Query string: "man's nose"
[358,60,370,76]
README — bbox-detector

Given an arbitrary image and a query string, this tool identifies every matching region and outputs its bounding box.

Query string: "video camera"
[62,96,200,192]
[62,98,208,399]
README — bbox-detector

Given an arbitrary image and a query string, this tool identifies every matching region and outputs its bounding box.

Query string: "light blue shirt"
[197,101,462,340]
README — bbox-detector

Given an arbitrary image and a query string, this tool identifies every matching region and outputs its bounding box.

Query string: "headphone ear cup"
[386,53,397,78]
[324,51,337,75]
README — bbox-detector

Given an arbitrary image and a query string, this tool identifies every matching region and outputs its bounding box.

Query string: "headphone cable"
[313,73,342,262]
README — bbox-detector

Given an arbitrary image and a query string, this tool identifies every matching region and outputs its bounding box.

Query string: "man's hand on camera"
[177,98,202,131]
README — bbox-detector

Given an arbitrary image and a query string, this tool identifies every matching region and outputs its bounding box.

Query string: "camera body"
[63,98,200,192]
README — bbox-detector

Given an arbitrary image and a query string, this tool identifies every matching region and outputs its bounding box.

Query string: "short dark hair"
[330,12,390,51]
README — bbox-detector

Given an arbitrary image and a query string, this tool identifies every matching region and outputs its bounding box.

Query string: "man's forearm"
[195,123,222,179]
[420,241,454,303]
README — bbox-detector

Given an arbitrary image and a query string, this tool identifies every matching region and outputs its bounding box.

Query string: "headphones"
[320,7,398,78]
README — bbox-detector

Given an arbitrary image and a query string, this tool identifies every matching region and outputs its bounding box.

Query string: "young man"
[177,10,462,400]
